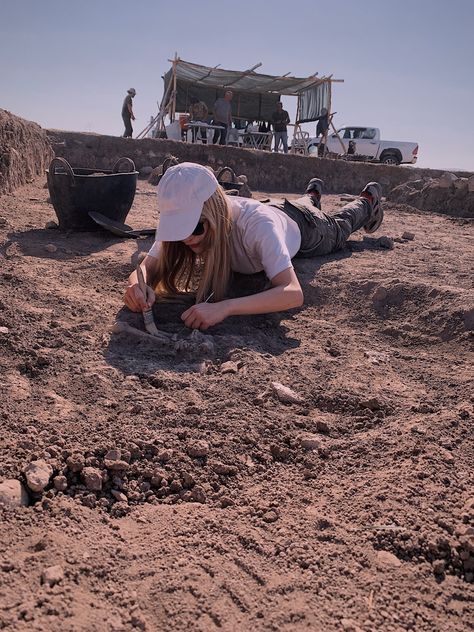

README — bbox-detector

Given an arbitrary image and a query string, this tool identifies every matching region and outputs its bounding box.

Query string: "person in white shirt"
[124,163,383,330]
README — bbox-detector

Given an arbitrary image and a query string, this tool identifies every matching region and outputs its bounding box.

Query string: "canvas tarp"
[163,59,333,123]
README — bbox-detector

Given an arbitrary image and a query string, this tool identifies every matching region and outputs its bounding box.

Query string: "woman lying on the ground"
[124,162,383,330]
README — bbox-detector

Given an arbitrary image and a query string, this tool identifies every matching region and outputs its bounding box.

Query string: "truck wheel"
[381,153,400,166]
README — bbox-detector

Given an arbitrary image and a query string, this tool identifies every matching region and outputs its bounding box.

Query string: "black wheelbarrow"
[46,157,138,231]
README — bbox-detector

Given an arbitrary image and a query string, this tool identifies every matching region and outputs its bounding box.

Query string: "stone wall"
[46,129,473,196]
[0,110,53,195]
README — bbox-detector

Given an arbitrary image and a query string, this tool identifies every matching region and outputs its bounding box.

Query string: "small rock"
[169,479,183,493]
[111,490,128,503]
[181,472,195,488]
[44,244,57,253]
[150,468,167,487]
[23,460,53,493]
[220,361,238,374]
[45,220,58,229]
[156,448,173,463]
[212,462,238,476]
[110,501,131,518]
[53,475,68,491]
[262,509,279,523]
[0,479,29,507]
[271,382,303,404]
[361,397,381,411]
[340,618,363,632]
[315,419,331,434]
[402,231,415,240]
[41,564,64,586]
[104,449,129,471]
[376,550,402,568]
[270,444,292,462]
[190,485,206,503]
[82,467,103,492]
[377,236,394,250]
[220,496,234,508]
[0,326,9,334]
[340,195,356,202]
[66,453,85,472]
[372,287,387,302]
[130,612,147,630]
[186,440,209,458]
[432,559,445,575]
[299,434,322,451]
[0,216,8,227]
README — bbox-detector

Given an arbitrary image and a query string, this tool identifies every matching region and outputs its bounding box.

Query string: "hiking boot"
[305,178,324,210]
[361,182,383,233]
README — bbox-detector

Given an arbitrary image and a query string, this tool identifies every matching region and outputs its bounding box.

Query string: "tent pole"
[171,52,178,123]
[135,71,174,139]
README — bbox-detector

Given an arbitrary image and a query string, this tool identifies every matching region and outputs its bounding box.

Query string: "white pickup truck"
[307,126,419,165]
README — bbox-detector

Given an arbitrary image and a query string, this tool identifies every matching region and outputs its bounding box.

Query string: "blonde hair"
[154,187,232,303]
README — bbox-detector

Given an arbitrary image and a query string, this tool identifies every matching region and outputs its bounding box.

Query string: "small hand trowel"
[89,212,155,238]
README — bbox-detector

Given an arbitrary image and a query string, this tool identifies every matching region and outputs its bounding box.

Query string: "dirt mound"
[388,174,474,218]
[0,109,53,195]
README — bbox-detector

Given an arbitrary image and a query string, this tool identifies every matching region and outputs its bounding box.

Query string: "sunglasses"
[192,220,205,236]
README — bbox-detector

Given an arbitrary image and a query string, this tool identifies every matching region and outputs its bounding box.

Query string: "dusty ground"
[0,176,473,632]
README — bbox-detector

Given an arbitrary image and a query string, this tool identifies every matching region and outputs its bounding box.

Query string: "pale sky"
[1,0,473,171]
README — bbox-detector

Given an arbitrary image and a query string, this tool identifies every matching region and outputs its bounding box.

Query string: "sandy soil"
[0,177,473,632]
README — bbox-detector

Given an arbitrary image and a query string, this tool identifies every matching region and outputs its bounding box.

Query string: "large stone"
[0,479,29,507]
[23,460,53,493]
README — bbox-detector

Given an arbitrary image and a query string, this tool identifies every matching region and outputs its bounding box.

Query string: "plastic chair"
[291,130,310,155]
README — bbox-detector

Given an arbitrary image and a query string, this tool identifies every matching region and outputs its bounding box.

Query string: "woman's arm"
[123,254,160,312]
[181,267,303,330]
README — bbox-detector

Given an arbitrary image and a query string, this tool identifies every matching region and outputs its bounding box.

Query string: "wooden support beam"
[224,63,262,87]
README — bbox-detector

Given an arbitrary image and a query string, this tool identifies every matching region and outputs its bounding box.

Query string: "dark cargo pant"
[122,114,133,138]
[272,195,371,257]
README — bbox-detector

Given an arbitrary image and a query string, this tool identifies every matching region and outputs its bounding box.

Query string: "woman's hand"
[181,301,230,330]
[123,283,155,313]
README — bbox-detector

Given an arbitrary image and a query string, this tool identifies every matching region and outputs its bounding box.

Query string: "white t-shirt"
[148,197,301,281]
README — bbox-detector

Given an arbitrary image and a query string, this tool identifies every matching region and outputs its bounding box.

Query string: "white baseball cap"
[156,163,218,242]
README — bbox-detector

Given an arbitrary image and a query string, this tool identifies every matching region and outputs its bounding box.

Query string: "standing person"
[271,102,290,153]
[188,97,209,143]
[123,162,384,330]
[122,88,136,138]
[315,107,330,156]
[212,90,233,145]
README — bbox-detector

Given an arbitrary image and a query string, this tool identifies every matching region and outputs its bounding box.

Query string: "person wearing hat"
[123,163,383,330]
[122,88,136,138]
